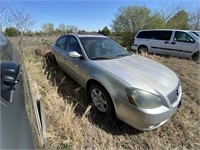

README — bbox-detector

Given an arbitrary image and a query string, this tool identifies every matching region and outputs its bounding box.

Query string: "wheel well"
[138,45,147,48]
[137,45,148,50]
[86,79,114,105]
[44,52,58,66]
[192,51,199,55]
[86,79,105,98]
[192,51,200,61]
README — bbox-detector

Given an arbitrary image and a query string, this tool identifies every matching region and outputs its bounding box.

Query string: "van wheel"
[138,46,148,54]
[192,51,199,61]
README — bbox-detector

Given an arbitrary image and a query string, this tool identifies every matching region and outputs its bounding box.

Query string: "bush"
[4,27,19,37]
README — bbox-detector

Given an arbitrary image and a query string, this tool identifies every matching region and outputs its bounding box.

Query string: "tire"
[138,45,148,54]
[89,84,114,115]
[45,52,58,66]
[192,51,199,61]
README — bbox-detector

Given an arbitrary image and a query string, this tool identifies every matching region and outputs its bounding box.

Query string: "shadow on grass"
[42,53,142,136]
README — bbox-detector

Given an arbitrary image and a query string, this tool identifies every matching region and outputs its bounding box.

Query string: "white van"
[131,29,200,61]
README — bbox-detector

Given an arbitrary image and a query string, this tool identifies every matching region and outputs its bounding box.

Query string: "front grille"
[167,84,180,104]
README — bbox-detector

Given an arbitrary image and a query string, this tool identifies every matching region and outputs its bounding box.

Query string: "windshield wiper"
[115,53,130,58]
[91,56,112,60]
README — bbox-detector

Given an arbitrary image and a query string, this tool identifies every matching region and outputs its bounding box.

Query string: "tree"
[10,8,36,50]
[42,23,54,35]
[189,8,200,30]
[4,27,19,36]
[156,0,186,22]
[58,23,66,34]
[66,25,79,33]
[167,10,189,29]
[99,26,110,36]
[112,6,165,47]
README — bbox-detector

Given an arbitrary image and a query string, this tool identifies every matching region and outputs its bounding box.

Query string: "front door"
[170,31,196,58]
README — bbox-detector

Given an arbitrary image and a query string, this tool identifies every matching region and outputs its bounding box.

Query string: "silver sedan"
[51,33,182,131]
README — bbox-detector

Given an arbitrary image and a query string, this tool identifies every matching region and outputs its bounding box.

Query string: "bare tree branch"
[189,8,200,30]
[10,8,37,50]
[156,0,187,22]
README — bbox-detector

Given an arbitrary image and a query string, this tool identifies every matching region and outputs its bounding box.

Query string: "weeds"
[10,37,200,150]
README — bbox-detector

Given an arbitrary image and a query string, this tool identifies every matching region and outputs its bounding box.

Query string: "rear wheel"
[192,51,199,61]
[138,45,148,53]
[89,84,114,115]
[44,52,58,66]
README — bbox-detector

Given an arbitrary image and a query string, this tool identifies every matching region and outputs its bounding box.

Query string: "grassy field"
[10,36,200,149]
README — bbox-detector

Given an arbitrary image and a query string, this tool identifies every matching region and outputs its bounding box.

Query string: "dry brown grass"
[10,36,200,149]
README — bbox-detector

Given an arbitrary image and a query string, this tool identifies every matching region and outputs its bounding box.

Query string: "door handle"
[171,42,176,44]
[164,41,169,44]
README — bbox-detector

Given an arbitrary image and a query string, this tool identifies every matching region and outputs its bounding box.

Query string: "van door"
[149,31,173,55]
[169,31,196,58]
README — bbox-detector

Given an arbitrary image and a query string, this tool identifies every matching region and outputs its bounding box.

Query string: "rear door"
[63,35,87,86]
[150,31,173,55]
[51,35,68,70]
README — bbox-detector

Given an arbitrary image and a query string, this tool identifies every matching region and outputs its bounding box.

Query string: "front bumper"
[115,92,182,131]
[131,45,137,51]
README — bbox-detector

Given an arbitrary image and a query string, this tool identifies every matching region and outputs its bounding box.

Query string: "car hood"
[94,55,179,96]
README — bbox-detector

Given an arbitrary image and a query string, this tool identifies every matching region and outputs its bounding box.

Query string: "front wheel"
[89,84,114,115]
[192,51,199,61]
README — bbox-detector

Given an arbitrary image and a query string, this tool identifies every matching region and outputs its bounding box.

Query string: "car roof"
[72,32,107,38]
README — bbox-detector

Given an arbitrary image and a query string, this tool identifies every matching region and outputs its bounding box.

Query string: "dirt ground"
[10,36,200,149]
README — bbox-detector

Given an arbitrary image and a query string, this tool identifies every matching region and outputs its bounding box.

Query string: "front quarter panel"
[85,61,131,111]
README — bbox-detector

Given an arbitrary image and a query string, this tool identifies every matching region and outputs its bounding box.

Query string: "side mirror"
[68,51,82,58]
[1,61,20,87]
[189,39,195,43]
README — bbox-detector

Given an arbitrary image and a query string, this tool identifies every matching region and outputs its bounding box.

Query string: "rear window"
[136,31,172,41]
[136,31,156,39]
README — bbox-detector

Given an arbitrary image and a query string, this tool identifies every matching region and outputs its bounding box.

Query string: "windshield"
[190,32,200,41]
[80,37,131,60]
[192,31,200,37]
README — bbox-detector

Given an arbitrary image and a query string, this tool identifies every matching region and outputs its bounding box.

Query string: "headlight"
[126,88,163,109]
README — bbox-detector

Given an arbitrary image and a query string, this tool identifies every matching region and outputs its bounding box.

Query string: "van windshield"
[189,32,200,41]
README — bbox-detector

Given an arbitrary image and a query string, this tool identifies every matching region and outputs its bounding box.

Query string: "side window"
[55,36,67,49]
[174,31,194,42]
[66,36,82,54]
[147,31,156,39]
[155,31,172,40]
[137,31,156,39]
[137,31,146,38]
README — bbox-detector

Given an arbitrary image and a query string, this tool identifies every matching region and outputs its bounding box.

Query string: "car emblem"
[175,89,179,96]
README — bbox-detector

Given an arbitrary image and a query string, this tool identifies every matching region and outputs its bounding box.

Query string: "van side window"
[137,31,155,39]
[155,31,172,41]
[174,31,194,42]
[137,31,172,40]
[137,31,147,38]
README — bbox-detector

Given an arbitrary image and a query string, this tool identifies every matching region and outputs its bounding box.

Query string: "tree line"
[1,3,200,48]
